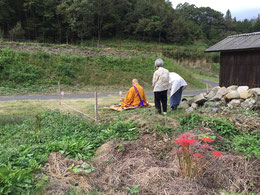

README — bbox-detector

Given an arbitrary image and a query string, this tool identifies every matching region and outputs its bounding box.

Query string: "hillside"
[0,40,218,95]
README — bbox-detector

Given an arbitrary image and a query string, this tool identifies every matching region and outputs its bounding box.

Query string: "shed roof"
[205,32,260,52]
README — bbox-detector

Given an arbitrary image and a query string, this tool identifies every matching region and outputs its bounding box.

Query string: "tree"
[224,9,235,31]
[9,21,25,41]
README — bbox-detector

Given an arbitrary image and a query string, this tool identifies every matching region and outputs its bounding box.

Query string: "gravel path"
[0,80,218,102]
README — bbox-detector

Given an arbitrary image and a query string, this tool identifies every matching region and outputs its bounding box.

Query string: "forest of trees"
[1,0,260,45]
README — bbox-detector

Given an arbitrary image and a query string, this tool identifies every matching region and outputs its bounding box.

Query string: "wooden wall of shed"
[220,50,260,88]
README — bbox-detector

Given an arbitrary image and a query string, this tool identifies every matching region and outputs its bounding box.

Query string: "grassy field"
[0,39,221,95]
[0,96,259,194]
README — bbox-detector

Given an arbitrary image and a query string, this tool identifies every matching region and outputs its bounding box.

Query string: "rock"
[211,87,230,101]
[188,93,207,105]
[227,99,241,109]
[179,101,189,109]
[237,86,249,93]
[249,88,260,96]
[201,107,220,113]
[191,103,198,109]
[212,107,220,113]
[227,85,238,90]
[205,86,220,100]
[241,98,256,109]
[239,90,253,99]
[225,90,240,100]
[204,101,219,108]
[186,107,194,112]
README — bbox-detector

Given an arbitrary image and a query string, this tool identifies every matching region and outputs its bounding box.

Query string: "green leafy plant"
[126,185,140,195]
[0,111,139,194]
[68,162,94,174]
[117,144,126,152]
[232,132,260,160]
[179,113,237,137]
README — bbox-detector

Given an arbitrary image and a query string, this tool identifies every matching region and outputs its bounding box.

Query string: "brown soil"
[42,133,260,195]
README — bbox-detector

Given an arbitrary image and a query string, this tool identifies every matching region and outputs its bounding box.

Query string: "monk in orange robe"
[120,79,148,107]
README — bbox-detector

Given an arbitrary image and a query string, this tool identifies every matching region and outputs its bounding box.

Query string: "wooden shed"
[205,32,260,88]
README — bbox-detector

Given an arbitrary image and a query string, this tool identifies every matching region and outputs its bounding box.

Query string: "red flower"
[194,153,202,158]
[201,137,214,143]
[201,144,212,149]
[179,133,192,139]
[212,151,222,158]
[176,138,197,147]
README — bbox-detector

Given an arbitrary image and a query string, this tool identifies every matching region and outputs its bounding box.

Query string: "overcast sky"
[170,0,260,20]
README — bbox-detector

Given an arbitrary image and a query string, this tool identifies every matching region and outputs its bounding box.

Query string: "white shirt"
[152,67,170,92]
[169,72,187,96]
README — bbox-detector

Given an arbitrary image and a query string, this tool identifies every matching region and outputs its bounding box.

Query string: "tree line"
[1,0,260,45]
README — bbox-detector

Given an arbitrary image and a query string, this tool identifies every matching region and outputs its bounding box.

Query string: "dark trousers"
[154,90,167,114]
[170,86,183,109]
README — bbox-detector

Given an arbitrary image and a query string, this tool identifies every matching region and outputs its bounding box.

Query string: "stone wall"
[180,86,260,113]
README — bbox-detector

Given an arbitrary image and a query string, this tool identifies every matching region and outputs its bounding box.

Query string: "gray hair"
[155,58,164,67]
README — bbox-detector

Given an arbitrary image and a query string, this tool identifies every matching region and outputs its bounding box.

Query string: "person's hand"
[120,98,124,103]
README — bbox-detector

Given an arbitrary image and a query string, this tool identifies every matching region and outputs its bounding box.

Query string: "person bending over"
[169,72,187,110]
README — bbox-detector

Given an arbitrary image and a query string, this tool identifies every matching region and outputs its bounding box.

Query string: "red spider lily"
[201,137,214,143]
[212,151,223,158]
[176,138,197,147]
[201,144,212,149]
[184,149,189,153]
[178,133,192,139]
[194,153,202,158]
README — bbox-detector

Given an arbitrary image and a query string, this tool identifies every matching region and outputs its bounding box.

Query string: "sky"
[170,0,260,20]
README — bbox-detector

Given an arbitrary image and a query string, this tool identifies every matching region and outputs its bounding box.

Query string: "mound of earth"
[42,133,260,195]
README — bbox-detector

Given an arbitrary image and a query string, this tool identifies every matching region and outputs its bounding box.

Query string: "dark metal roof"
[205,32,260,52]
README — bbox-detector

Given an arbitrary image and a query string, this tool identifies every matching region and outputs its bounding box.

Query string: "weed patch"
[0,111,138,194]
[232,132,260,160]
[179,113,238,137]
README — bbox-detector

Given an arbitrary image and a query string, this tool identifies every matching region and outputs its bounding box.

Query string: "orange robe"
[121,84,148,107]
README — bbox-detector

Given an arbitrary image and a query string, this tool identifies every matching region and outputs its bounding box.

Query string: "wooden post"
[58,81,61,105]
[95,91,98,122]
[206,83,209,93]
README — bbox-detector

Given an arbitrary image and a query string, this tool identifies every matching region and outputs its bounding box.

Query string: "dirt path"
[0,80,218,102]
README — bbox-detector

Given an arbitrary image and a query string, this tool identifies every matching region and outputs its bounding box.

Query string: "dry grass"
[42,133,260,195]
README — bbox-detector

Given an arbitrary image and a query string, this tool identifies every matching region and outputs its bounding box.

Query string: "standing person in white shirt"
[169,72,187,110]
[152,58,169,115]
